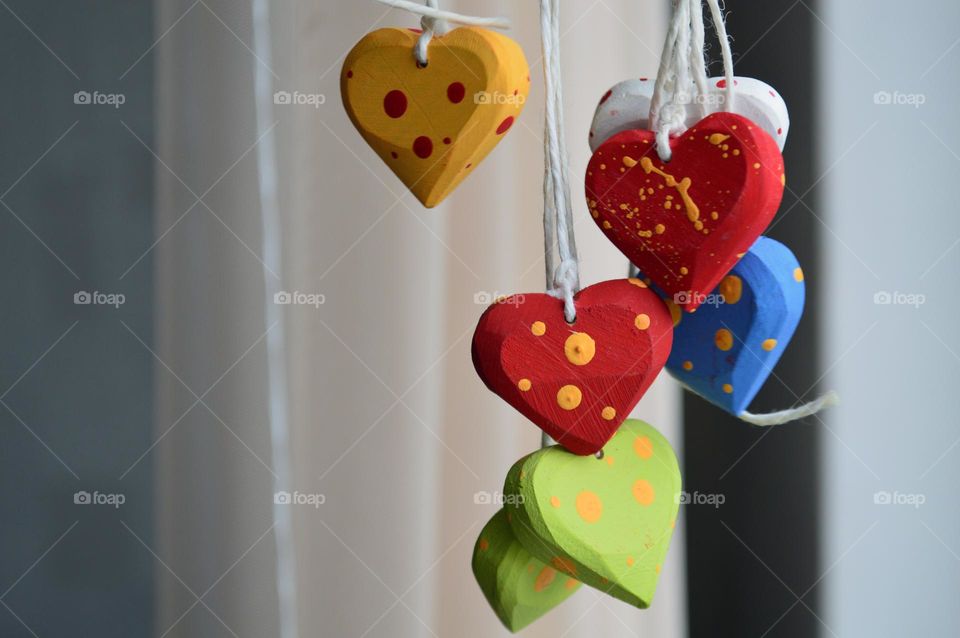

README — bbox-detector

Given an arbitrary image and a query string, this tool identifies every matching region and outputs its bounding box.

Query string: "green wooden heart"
[503,419,681,608]
[472,508,581,632]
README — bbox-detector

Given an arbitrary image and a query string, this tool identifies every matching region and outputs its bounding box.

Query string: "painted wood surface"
[589,76,790,151]
[472,279,673,455]
[472,508,581,632]
[341,26,529,207]
[585,112,785,312]
[503,420,681,609]
[666,236,805,415]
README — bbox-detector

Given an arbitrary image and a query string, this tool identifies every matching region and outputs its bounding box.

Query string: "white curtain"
[155,1,683,636]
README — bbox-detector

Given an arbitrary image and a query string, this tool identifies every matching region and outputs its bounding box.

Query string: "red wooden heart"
[584,112,784,311]
[471,279,673,455]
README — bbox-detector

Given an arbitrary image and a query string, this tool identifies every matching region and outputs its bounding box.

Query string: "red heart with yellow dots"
[472,279,673,455]
[341,27,529,208]
[584,112,784,312]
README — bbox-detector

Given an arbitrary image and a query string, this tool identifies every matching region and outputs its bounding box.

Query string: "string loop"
[374,0,510,66]
[649,0,737,160]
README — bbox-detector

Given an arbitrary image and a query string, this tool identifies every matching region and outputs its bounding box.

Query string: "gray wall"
[822,0,960,636]
[0,2,154,636]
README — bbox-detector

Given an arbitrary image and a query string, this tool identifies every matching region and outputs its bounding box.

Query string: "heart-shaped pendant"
[503,419,681,609]
[589,76,789,152]
[473,508,581,632]
[585,112,785,312]
[667,236,804,415]
[341,27,529,208]
[472,279,673,455]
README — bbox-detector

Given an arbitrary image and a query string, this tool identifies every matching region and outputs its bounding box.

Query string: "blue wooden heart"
[665,236,805,416]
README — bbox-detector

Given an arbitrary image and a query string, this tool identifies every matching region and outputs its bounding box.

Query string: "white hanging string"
[540,0,579,324]
[688,0,710,118]
[251,1,299,637]
[374,0,510,66]
[740,390,839,426]
[650,0,739,159]
[705,0,735,112]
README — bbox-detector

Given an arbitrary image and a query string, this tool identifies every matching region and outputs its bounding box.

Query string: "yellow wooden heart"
[341,27,530,207]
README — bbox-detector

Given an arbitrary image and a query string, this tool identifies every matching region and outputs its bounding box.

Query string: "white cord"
[649,0,737,158]
[251,1,299,637]
[705,0,735,112]
[540,0,579,323]
[739,391,839,426]
[688,0,710,118]
[374,0,510,66]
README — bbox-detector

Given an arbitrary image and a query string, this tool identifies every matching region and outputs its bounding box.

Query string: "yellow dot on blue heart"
[715,328,734,351]
[719,275,742,304]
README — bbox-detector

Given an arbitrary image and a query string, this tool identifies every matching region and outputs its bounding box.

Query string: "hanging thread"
[649,0,737,159]
[374,0,510,66]
[740,391,840,426]
[540,0,580,324]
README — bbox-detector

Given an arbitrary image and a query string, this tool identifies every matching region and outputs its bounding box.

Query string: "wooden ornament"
[503,419,681,609]
[472,508,581,632]
[584,112,785,312]
[340,27,529,208]
[666,236,805,415]
[589,76,790,152]
[472,279,673,456]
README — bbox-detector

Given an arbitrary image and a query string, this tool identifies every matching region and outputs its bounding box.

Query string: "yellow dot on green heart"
[715,328,734,351]
[478,538,489,551]
[626,556,635,566]
[534,566,557,592]
[575,490,603,523]
[550,496,561,508]
[552,556,577,575]
[557,385,582,410]
[531,321,546,336]
[762,339,777,351]
[564,578,578,590]
[634,313,651,330]
[634,436,653,459]
[719,275,742,304]
[564,332,596,366]
[632,479,655,506]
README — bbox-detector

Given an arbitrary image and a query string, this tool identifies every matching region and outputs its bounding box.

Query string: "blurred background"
[0,0,957,637]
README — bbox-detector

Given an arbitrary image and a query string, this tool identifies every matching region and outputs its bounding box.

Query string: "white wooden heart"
[588,76,789,152]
